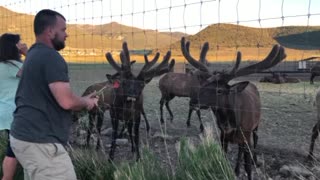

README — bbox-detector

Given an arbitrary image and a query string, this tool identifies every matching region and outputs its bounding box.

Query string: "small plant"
[70,148,115,180]
[114,148,171,180]
[175,137,235,180]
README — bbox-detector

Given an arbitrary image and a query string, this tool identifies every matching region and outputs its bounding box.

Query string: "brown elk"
[310,61,320,84]
[308,90,320,160]
[259,72,300,84]
[181,37,286,180]
[106,42,175,161]
[72,75,150,149]
[159,44,211,132]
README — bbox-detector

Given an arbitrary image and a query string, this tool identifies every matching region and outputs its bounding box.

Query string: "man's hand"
[83,91,99,110]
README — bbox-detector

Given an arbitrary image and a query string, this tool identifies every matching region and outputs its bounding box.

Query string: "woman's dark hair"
[0,33,22,67]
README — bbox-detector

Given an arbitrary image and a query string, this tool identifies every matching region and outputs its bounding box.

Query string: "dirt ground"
[69,68,320,180]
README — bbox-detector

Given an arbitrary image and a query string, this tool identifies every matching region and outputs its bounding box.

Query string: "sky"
[1,0,320,35]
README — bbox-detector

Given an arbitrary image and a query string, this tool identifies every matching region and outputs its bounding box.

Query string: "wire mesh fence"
[1,1,320,179]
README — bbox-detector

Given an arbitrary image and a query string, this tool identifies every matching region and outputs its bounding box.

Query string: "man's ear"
[230,81,249,93]
[45,26,55,39]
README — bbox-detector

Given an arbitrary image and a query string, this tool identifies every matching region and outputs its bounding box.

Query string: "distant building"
[129,49,153,55]
[298,56,320,71]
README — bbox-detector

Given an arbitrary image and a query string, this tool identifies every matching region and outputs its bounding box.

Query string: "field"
[68,63,320,180]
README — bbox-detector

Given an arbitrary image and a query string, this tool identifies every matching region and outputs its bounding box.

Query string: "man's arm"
[49,81,97,111]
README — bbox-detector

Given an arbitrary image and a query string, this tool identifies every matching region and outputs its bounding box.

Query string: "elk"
[259,72,300,84]
[159,56,207,132]
[181,37,286,180]
[310,61,320,84]
[72,75,150,149]
[159,45,211,132]
[106,42,175,161]
[308,90,320,160]
[159,72,205,130]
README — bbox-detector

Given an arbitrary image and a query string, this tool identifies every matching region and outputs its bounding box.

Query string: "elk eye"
[216,89,223,94]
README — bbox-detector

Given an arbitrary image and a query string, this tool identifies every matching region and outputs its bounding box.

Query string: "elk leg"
[141,107,150,133]
[109,112,119,161]
[160,95,174,123]
[308,122,320,160]
[215,108,228,152]
[220,132,228,153]
[160,97,165,124]
[253,127,258,149]
[196,109,204,132]
[134,114,141,161]
[86,112,95,147]
[128,121,134,153]
[310,73,316,84]
[165,101,174,122]
[187,105,194,127]
[119,122,127,138]
[235,143,244,177]
[252,127,258,164]
[243,142,253,180]
[95,111,104,150]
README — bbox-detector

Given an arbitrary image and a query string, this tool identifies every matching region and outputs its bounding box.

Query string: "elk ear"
[144,77,153,84]
[230,81,249,93]
[106,74,121,88]
[106,74,115,83]
[130,60,136,65]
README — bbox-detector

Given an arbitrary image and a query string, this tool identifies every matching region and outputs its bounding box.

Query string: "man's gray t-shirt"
[11,43,72,145]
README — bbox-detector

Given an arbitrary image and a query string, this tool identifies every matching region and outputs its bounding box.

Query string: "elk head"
[181,37,286,108]
[105,42,175,101]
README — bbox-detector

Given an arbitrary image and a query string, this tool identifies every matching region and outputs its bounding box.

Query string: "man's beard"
[51,34,65,51]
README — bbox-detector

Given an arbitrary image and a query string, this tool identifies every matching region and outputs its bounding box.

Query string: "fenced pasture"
[1,0,320,179]
[68,63,320,179]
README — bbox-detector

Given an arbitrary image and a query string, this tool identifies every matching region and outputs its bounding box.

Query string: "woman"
[0,33,27,180]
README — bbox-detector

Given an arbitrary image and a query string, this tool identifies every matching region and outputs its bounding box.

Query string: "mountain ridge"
[1,6,319,62]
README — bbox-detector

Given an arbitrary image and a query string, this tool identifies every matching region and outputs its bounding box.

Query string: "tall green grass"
[114,148,171,180]
[175,137,235,180]
[70,148,115,180]
[0,131,24,179]
[0,130,234,180]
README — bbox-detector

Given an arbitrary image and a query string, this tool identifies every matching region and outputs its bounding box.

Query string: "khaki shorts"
[10,136,77,180]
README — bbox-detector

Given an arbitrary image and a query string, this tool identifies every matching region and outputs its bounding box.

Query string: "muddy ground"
[69,65,320,180]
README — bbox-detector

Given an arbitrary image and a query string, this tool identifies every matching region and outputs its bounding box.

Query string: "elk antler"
[105,60,137,79]
[105,53,122,72]
[234,45,286,78]
[149,59,175,77]
[181,37,210,73]
[154,58,176,76]
[141,51,172,79]
[105,42,133,72]
[137,52,160,79]
[181,37,286,84]
[229,51,242,76]
[144,59,175,83]
[120,42,131,71]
